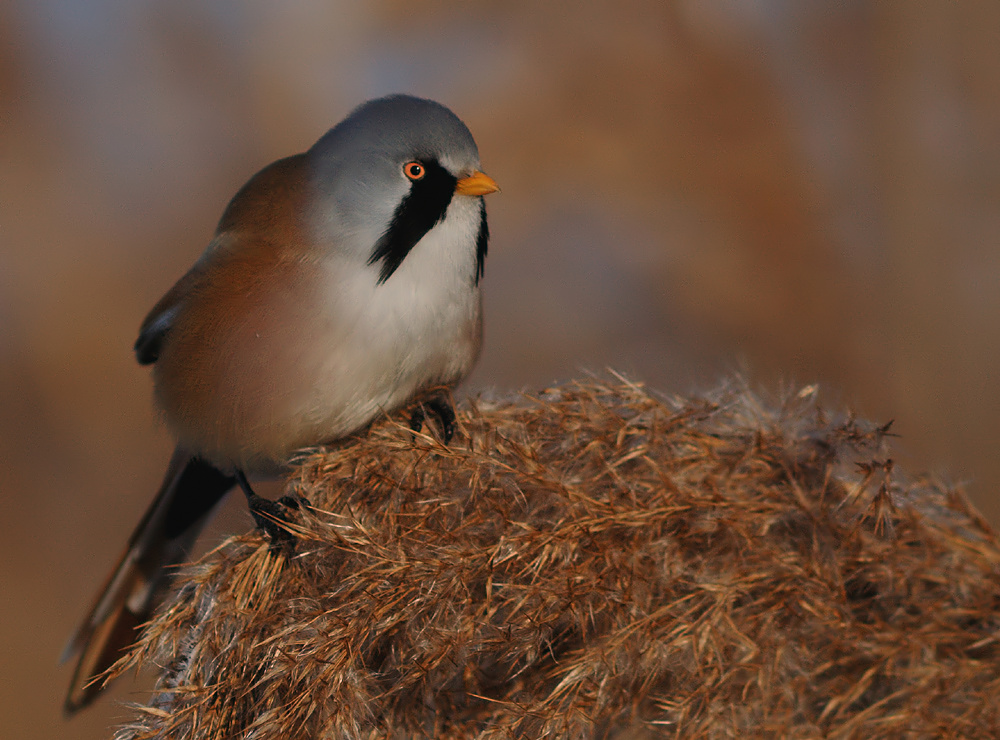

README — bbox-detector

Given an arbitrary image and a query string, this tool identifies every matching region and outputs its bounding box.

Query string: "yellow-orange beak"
[455,170,500,197]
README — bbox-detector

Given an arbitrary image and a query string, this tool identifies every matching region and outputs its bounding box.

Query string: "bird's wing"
[134,153,310,367]
[134,275,197,365]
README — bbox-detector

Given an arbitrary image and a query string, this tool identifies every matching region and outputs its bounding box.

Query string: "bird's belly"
[303,287,481,443]
[154,273,480,473]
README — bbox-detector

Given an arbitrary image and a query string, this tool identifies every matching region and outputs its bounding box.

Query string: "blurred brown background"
[2,2,998,738]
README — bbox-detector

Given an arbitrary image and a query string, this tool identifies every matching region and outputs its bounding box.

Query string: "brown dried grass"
[110,377,1000,739]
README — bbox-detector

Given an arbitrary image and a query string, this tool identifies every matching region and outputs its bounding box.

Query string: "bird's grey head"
[308,94,488,283]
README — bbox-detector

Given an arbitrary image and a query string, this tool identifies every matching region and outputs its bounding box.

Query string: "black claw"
[277,494,305,509]
[408,395,456,444]
[235,469,297,545]
[426,396,456,444]
[409,405,426,434]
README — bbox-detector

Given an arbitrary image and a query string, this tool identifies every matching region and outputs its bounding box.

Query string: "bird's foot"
[409,394,456,444]
[235,470,303,547]
[248,495,301,546]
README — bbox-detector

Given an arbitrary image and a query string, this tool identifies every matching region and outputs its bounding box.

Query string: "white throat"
[303,194,484,439]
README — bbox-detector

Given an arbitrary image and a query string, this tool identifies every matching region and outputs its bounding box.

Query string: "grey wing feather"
[134,304,179,365]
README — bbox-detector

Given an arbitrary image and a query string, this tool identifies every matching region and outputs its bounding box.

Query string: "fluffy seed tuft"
[109,377,1000,739]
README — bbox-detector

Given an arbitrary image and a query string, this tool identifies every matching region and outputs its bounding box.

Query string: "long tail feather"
[62,448,235,714]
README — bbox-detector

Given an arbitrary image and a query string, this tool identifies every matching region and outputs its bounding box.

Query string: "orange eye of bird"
[403,162,425,181]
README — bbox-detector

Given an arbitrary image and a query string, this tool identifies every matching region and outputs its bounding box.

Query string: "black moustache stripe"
[369,159,456,284]
[474,197,488,286]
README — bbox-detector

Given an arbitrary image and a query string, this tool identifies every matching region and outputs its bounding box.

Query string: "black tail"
[62,448,235,714]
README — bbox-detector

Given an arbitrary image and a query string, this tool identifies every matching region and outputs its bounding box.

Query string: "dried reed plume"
[108,377,1000,739]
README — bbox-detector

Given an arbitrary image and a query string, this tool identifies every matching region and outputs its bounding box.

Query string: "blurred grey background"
[2,2,998,738]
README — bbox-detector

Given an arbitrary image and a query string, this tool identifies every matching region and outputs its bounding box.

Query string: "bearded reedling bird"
[62,94,499,714]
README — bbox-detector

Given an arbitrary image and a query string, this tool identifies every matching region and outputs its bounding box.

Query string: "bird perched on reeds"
[62,94,499,714]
